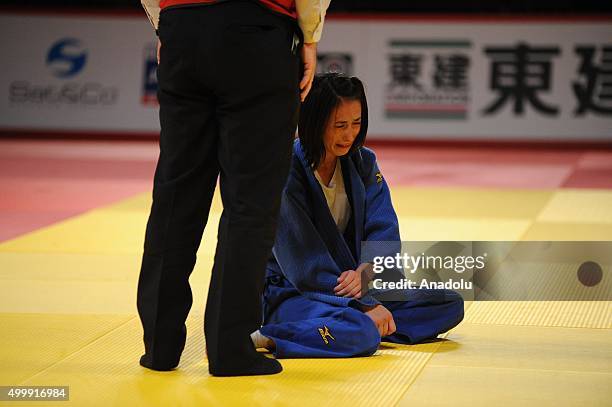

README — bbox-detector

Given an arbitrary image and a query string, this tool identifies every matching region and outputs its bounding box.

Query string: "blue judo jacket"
[262,139,401,321]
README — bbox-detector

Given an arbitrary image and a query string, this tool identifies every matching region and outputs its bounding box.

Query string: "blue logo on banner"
[142,43,159,105]
[46,38,88,78]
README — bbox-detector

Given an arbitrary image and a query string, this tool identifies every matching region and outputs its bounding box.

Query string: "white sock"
[250,330,272,349]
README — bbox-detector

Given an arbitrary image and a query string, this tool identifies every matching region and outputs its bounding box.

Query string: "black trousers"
[137,1,301,372]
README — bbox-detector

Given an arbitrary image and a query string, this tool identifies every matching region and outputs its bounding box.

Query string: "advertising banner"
[0,13,610,140]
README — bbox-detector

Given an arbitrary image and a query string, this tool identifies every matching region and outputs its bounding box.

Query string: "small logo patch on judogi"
[318,325,335,345]
[375,172,383,184]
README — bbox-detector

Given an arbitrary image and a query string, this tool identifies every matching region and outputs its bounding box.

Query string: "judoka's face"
[324,99,361,158]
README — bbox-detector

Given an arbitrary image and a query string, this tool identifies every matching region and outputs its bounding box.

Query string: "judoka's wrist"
[355,296,381,312]
[358,304,377,312]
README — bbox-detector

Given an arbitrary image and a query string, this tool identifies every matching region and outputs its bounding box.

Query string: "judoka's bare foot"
[250,330,274,350]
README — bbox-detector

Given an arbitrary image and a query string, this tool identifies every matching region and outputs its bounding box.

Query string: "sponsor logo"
[9,81,118,105]
[318,326,335,345]
[142,42,158,106]
[385,39,471,120]
[46,38,88,78]
[8,38,119,107]
[375,172,383,184]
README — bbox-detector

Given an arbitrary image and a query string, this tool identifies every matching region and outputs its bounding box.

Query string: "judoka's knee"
[343,308,381,356]
[444,290,465,326]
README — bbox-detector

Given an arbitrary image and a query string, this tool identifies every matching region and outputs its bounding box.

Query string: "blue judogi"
[260,140,464,358]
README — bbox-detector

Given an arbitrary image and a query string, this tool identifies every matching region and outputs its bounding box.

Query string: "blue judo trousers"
[259,140,464,358]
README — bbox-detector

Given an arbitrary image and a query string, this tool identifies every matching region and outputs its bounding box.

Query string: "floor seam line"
[517,188,558,240]
[391,338,446,407]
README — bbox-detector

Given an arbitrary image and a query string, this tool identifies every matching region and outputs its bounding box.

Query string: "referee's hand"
[300,42,317,101]
[156,39,161,65]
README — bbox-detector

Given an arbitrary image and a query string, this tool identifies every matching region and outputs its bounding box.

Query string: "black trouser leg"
[205,89,299,373]
[136,15,219,370]
[202,3,301,375]
[137,2,300,375]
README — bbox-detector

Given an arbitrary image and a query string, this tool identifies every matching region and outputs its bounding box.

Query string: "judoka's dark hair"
[298,73,368,169]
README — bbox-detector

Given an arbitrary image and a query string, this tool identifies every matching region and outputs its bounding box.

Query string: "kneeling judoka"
[251,73,464,358]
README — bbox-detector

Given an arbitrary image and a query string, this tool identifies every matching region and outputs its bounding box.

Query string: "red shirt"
[159,0,297,19]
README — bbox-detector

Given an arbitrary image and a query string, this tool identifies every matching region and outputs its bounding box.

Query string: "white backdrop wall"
[0,12,611,140]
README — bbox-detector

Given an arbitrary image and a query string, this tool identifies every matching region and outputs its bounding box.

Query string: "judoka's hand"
[335,269,362,298]
[364,305,396,337]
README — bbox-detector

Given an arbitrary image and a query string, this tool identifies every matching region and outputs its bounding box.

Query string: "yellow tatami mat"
[0,314,132,385]
[399,323,612,407]
[13,316,455,406]
[1,187,611,406]
[464,301,612,329]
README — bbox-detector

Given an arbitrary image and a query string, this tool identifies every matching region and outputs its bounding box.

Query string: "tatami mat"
[397,366,611,407]
[398,217,532,241]
[537,190,612,224]
[15,315,455,407]
[0,314,132,385]
[1,182,611,406]
[464,301,612,329]
[398,323,612,406]
[522,222,612,240]
[425,322,612,372]
[391,188,554,219]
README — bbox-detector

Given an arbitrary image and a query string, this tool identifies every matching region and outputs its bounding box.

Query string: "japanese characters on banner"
[0,13,610,140]
[318,20,611,140]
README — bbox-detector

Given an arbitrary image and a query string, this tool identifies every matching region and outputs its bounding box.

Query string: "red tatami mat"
[0,140,157,242]
[1,138,611,243]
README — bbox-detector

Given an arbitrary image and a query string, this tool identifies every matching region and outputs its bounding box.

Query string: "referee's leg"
[137,8,219,371]
[202,2,301,376]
